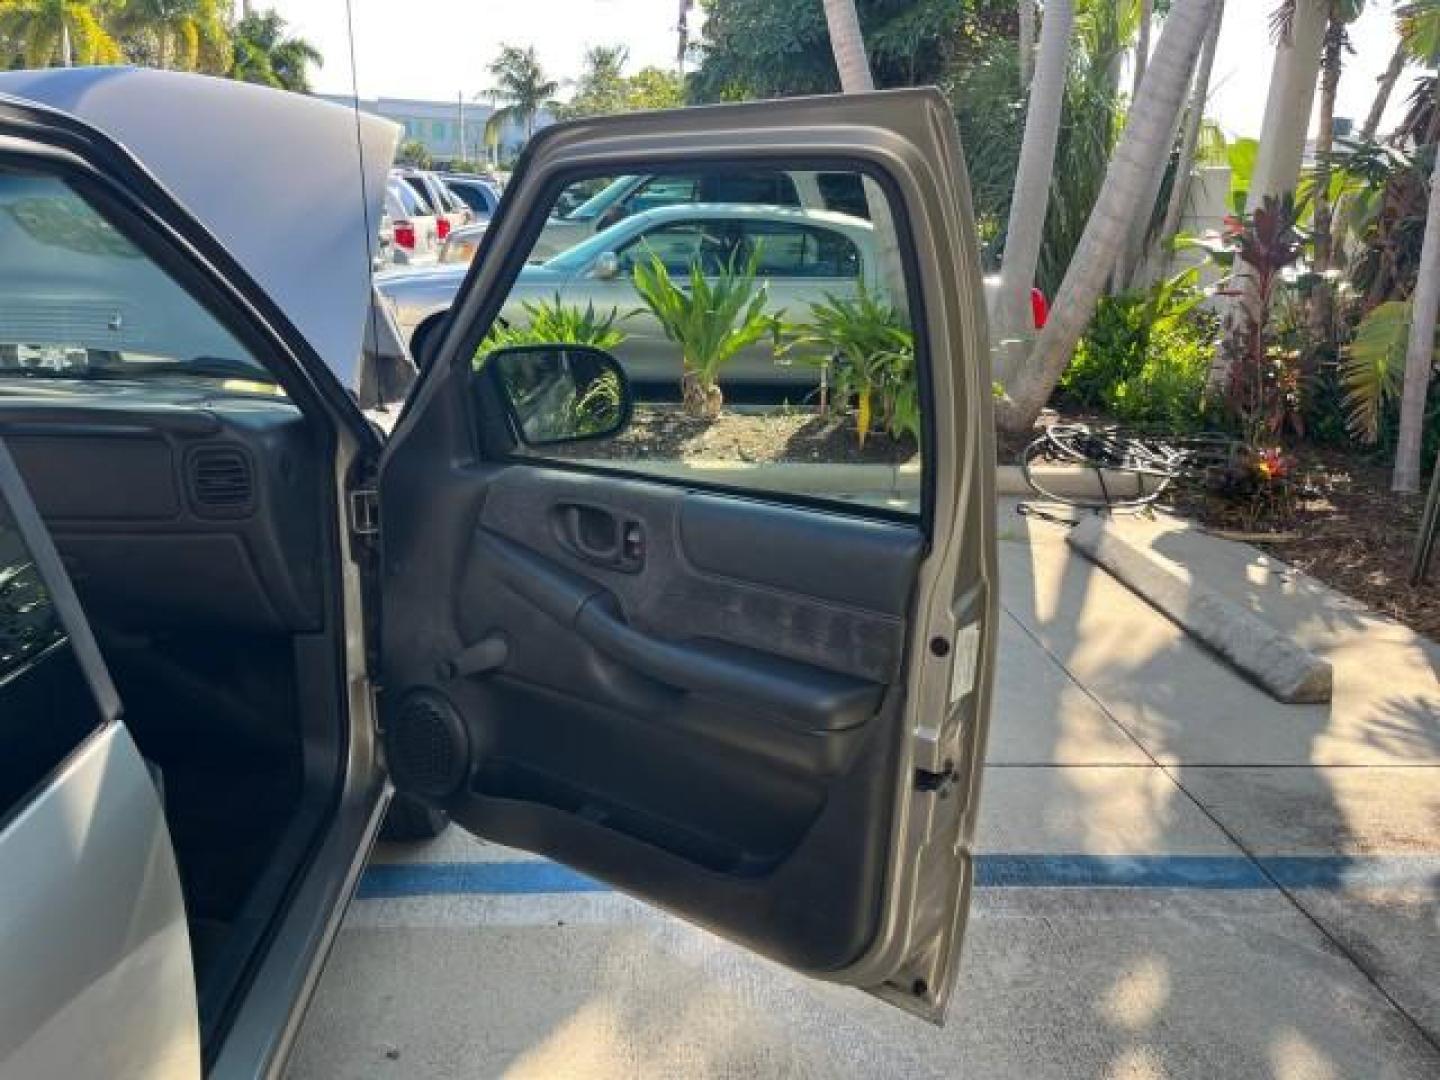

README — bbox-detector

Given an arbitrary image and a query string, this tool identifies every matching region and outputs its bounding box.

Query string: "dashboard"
[0,380,325,634]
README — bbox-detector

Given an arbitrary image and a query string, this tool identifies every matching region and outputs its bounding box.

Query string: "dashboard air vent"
[188,446,254,515]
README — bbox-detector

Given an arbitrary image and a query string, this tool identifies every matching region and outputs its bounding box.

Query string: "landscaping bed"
[560,405,918,465]
[1239,449,1438,639]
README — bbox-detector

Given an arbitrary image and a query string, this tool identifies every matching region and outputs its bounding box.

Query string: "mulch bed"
[1239,448,1438,639]
[569,405,918,465]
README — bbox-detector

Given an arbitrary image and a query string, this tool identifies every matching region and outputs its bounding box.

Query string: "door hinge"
[349,488,380,537]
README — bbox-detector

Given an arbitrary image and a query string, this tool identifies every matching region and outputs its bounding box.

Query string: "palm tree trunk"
[1393,102,1440,492]
[1018,0,1036,91]
[1159,0,1225,254]
[821,0,909,312]
[1208,0,1326,389]
[996,0,1075,375]
[998,0,1220,434]
[1361,40,1406,143]
[1308,10,1345,365]
[822,0,875,93]
[1248,0,1327,211]
[1133,0,1153,101]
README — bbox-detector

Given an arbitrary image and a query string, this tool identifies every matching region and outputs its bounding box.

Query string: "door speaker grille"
[386,690,468,798]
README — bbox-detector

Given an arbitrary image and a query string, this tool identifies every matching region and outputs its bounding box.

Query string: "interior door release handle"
[556,504,643,571]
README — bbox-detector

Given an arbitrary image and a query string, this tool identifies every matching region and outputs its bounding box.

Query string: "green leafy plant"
[1059,268,1214,431]
[477,294,633,365]
[1342,300,1411,443]
[784,282,917,447]
[631,249,775,418]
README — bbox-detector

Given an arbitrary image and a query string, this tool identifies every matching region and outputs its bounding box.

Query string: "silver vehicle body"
[443,175,501,219]
[0,68,996,1076]
[379,202,880,383]
[532,169,867,261]
[0,441,199,1080]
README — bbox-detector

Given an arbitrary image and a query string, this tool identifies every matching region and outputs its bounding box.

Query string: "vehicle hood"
[0,67,400,391]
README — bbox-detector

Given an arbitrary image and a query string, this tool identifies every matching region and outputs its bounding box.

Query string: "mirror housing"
[592,251,620,281]
[484,344,632,446]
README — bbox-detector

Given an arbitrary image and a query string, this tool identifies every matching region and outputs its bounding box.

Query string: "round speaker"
[385,690,469,798]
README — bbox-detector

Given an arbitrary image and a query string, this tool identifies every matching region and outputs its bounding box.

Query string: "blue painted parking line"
[358,854,1440,899]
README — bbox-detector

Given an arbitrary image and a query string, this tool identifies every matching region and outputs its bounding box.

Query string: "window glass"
[617,221,735,275]
[816,172,870,219]
[401,176,436,214]
[0,172,274,389]
[628,176,700,214]
[704,172,801,206]
[441,165,920,516]
[0,474,103,817]
[737,222,862,278]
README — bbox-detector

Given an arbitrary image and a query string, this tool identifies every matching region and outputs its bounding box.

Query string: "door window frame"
[435,156,938,536]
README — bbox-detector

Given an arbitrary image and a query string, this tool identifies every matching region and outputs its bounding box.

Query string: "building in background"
[318,94,553,165]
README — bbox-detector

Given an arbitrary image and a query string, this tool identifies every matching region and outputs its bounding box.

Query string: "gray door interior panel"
[380,460,924,973]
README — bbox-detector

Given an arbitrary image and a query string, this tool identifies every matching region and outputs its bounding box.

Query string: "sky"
[272,0,1411,140]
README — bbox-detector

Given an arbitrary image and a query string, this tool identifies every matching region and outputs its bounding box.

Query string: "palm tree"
[1249,0,1328,209]
[1159,0,1226,251]
[0,0,122,67]
[819,0,909,304]
[1361,39,1410,141]
[1018,0,1036,90]
[996,0,1075,371]
[821,0,873,92]
[485,43,559,145]
[999,0,1221,433]
[1133,0,1153,100]
[1394,0,1440,491]
[1299,1,1371,355]
[117,0,228,73]
[230,9,320,93]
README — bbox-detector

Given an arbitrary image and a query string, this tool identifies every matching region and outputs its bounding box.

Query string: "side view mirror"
[485,344,633,446]
[592,251,620,281]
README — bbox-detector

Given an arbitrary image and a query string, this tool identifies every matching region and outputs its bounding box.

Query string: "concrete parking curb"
[1066,515,1333,704]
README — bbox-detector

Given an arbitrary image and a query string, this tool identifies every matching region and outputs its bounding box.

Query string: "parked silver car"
[0,67,996,1078]
[531,169,871,261]
[379,202,880,383]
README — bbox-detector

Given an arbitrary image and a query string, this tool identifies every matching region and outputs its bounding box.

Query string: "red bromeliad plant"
[1218,194,1309,445]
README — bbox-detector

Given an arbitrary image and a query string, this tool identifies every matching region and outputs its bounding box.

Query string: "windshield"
[557,176,636,222]
[0,171,275,387]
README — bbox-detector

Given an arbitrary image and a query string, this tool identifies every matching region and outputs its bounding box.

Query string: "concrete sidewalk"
[287,501,1440,1079]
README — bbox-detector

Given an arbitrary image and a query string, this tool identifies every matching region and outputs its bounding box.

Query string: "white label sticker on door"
[948,621,981,703]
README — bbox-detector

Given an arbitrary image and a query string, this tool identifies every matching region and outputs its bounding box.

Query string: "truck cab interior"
[0,166,354,1043]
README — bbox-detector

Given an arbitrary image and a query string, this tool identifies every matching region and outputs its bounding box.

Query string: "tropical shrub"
[477,295,632,365]
[1217,195,1308,444]
[785,282,917,447]
[1059,269,1214,431]
[632,249,775,419]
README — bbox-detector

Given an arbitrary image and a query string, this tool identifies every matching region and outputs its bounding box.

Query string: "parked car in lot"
[384,177,441,265]
[531,169,871,260]
[380,203,879,383]
[443,174,502,219]
[437,218,488,265]
[0,67,996,1079]
[396,168,470,240]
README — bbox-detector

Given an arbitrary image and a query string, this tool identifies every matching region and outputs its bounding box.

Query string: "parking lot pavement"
[287,504,1440,1078]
